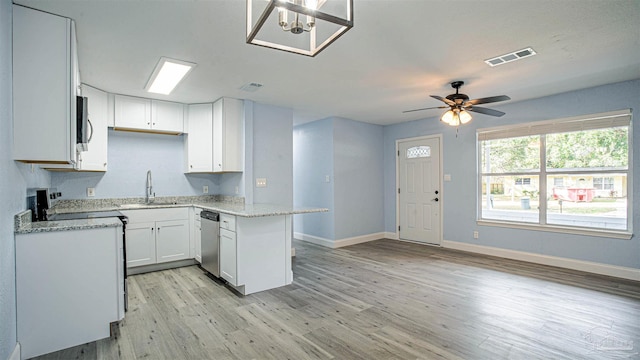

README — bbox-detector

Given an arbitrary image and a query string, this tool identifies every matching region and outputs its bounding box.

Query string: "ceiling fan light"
[441,110,455,125]
[459,110,472,124]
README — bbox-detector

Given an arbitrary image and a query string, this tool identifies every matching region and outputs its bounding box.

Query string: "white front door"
[398,136,441,245]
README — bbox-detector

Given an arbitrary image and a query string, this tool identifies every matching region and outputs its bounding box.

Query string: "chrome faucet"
[146,170,155,203]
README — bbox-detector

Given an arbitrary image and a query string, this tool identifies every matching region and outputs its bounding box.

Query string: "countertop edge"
[15,217,123,235]
[49,202,329,218]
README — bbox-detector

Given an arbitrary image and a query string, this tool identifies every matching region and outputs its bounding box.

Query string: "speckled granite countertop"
[46,195,328,218]
[192,202,328,217]
[15,210,123,235]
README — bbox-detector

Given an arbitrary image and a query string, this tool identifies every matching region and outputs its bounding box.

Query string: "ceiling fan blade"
[430,95,456,106]
[467,106,506,117]
[465,95,511,106]
[402,106,448,113]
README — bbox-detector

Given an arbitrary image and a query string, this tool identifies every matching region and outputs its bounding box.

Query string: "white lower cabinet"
[126,221,156,267]
[156,219,190,263]
[193,208,202,263]
[16,225,122,359]
[218,214,293,295]
[219,228,237,285]
[122,208,190,268]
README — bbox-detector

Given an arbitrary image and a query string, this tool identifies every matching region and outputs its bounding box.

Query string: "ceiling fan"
[403,81,511,126]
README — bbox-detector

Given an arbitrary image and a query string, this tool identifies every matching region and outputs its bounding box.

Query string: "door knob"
[433,198,439,202]
[435,190,439,194]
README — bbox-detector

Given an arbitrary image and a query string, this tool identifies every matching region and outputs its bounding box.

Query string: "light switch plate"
[256,178,267,188]
[444,174,452,181]
[87,187,95,197]
[203,185,209,194]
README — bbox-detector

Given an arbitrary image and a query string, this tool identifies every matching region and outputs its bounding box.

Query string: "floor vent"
[485,47,536,67]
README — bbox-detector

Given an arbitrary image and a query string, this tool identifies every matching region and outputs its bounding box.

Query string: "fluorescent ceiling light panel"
[146,57,196,95]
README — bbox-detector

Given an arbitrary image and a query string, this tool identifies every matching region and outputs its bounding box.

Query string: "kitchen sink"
[118,204,147,209]
[118,202,179,209]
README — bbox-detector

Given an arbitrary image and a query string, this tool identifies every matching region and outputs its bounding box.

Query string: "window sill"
[476,220,633,240]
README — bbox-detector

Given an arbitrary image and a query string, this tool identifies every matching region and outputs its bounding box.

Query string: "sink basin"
[118,204,147,209]
[119,202,179,209]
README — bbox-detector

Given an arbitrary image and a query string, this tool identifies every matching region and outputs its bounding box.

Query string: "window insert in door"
[406,146,431,159]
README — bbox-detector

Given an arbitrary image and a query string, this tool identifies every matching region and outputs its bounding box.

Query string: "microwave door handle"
[87,118,94,143]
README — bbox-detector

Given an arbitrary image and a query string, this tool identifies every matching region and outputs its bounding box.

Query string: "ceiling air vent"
[485,47,536,67]
[239,82,264,92]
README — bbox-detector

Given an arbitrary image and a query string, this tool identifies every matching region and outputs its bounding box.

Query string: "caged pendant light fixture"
[246,0,353,57]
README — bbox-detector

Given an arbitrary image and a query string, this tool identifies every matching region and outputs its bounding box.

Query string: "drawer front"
[121,207,189,223]
[220,214,236,232]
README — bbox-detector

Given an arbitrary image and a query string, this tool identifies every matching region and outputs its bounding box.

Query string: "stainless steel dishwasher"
[200,210,220,278]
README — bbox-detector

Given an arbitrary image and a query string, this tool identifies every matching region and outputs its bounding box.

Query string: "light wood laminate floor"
[33,239,640,359]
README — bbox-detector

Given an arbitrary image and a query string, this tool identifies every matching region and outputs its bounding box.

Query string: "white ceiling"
[15,0,640,126]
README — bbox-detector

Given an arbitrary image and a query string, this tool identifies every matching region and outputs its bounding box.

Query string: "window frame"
[476,109,633,239]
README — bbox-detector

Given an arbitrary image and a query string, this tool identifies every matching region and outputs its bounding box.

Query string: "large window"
[477,110,631,236]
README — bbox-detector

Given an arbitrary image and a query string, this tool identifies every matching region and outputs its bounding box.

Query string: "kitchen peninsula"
[39,195,327,295]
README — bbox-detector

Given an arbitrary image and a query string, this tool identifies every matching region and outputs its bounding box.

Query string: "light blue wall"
[51,101,295,204]
[293,117,384,241]
[251,102,293,206]
[0,1,52,357]
[51,130,221,199]
[333,117,385,239]
[293,118,335,240]
[383,79,640,269]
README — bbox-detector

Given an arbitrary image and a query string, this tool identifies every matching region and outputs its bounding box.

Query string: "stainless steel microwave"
[76,96,90,152]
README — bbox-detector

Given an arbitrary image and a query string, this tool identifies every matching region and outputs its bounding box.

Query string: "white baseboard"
[9,342,20,360]
[294,232,335,248]
[294,232,386,249]
[383,231,398,240]
[442,240,640,281]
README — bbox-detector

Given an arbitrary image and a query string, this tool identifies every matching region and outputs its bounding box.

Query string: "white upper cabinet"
[152,100,185,133]
[185,97,243,173]
[77,85,109,171]
[114,95,150,130]
[213,98,243,172]
[185,103,214,172]
[114,95,184,134]
[46,84,110,172]
[12,5,80,164]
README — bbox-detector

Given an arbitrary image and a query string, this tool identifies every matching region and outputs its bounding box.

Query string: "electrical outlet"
[325,175,330,183]
[235,186,239,194]
[203,185,209,194]
[256,178,267,188]
[473,231,479,239]
[87,187,95,197]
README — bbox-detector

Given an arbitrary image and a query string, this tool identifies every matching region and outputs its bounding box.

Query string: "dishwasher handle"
[200,211,220,222]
